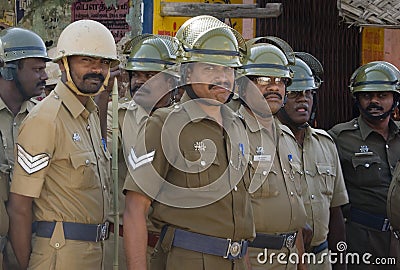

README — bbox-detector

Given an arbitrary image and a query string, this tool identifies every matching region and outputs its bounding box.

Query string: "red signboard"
[71,0,130,42]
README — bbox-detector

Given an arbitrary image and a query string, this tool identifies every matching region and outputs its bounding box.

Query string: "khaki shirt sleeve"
[122,112,167,200]
[10,111,56,198]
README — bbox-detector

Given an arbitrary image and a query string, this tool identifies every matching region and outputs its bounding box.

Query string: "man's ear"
[57,60,65,72]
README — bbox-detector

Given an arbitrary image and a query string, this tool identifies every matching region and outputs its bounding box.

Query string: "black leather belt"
[349,207,390,231]
[164,227,248,260]
[36,221,109,242]
[249,232,297,250]
[311,240,328,254]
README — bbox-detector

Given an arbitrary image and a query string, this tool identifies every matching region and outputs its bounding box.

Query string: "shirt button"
[103,185,107,190]
[230,160,233,165]
[54,95,59,99]
[364,163,370,168]
[55,242,60,248]
[311,194,315,199]
[86,125,90,131]
[386,144,389,149]
[262,170,267,176]
[290,191,294,196]
[13,122,16,126]
[326,169,330,175]
[305,170,309,174]
[234,186,238,191]
[283,169,287,173]
[200,160,206,166]
[85,159,90,166]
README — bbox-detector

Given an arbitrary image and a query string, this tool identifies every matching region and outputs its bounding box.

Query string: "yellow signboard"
[361,27,384,65]
[153,0,254,39]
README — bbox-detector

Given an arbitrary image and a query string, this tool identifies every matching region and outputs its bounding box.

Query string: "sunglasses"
[286,89,316,99]
[249,76,289,87]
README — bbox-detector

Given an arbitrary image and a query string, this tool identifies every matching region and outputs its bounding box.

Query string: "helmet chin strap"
[356,99,397,121]
[62,57,110,97]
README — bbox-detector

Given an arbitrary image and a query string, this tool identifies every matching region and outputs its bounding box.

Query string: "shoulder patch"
[128,148,155,170]
[17,144,50,174]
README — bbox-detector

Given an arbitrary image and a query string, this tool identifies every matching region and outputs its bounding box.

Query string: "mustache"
[263,91,283,100]
[208,82,232,91]
[83,73,105,81]
[366,103,384,111]
[37,81,46,87]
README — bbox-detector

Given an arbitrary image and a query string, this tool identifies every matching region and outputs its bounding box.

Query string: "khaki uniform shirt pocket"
[183,150,219,189]
[69,151,98,189]
[250,160,278,198]
[316,163,336,198]
[351,154,382,187]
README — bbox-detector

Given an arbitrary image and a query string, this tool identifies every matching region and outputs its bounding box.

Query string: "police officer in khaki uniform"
[0,27,49,270]
[276,53,348,270]
[123,15,254,270]
[7,20,119,269]
[104,34,180,270]
[329,61,400,269]
[237,37,307,269]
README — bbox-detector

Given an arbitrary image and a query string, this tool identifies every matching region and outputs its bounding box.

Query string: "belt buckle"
[285,232,296,249]
[224,239,243,259]
[382,219,390,231]
[96,221,109,242]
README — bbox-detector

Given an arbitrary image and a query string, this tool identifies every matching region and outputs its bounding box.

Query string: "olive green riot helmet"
[287,52,323,91]
[54,20,119,96]
[0,27,50,80]
[240,36,295,86]
[349,61,400,96]
[175,15,246,68]
[123,34,179,72]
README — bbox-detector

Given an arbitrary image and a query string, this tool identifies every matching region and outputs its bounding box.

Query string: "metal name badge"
[253,155,272,162]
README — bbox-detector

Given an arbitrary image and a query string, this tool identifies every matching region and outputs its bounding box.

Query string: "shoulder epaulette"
[329,118,359,136]
[313,128,334,142]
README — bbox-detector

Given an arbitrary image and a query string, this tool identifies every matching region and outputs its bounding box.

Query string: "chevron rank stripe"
[17,144,50,175]
[128,148,155,170]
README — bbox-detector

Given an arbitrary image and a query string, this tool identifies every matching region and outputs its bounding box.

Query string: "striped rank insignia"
[128,147,155,170]
[17,144,50,175]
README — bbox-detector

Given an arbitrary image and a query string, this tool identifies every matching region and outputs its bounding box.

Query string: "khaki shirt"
[124,96,254,241]
[328,116,400,216]
[106,98,149,225]
[299,126,348,246]
[239,106,307,234]
[0,98,36,236]
[11,83,110,224]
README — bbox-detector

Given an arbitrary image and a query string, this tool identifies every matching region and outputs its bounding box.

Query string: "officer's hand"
[302,223,313,249]
[105,65,122,94]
